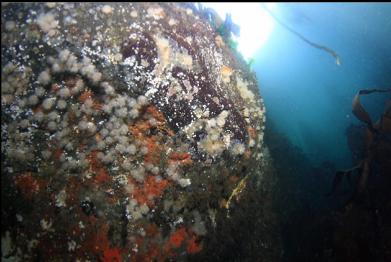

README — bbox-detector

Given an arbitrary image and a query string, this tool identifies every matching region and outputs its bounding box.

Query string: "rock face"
[1,3,272,261]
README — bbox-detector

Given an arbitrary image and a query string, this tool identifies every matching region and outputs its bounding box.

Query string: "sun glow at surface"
[201,3,276,60]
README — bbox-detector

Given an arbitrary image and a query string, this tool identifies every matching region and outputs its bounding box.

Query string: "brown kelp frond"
[329,88,390,198]
[352,88,391,131]
[352,93,373,127]
[261,4,341,66]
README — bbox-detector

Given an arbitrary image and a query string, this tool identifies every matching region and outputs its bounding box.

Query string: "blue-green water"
[253,3,391,168]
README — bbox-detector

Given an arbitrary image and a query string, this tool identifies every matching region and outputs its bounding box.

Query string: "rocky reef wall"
[1,3,278,261]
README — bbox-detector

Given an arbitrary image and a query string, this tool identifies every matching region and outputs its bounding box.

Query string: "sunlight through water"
[201,2,276,60]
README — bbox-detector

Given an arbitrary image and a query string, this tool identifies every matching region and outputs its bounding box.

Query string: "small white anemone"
[38,70,51,85]
[58,87,70,98]
[34,111,45,122]
[128,97,137,108]
[71,79,84,95]
[91,72,102,83]
[101,82,115,95]
[59,49,70,62]
[48,111,59,121]
[42,97,56,110]
[47,121,57,131]
[137,95,148,106]
[57,99,67,109]
[129,108,139,119]
[231,142,246,155]
[37,12,58,34]
[127,144,137,155]
[97,141,106,150]
[115,108,128,118]
[28,95,39,106]
[100,128,109,137]
[151,166,159,175]
[140,146,149,155]
[119,124,128,135]
[102,104,112,114]
[78,120,87,130]
[131,166,145,182]
[35,87,46,97]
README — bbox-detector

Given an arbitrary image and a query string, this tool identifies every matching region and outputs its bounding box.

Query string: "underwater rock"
[1,3,270,261]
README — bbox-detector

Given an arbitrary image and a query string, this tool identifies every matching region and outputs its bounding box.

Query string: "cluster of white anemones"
[181,109,247,158]
[40,49,103,84]
[4,44,197,192]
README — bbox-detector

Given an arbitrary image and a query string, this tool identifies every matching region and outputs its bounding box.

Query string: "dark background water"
[253,3,391,168]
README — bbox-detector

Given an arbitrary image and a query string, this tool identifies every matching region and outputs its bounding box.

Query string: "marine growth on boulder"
[1,3,268,261]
